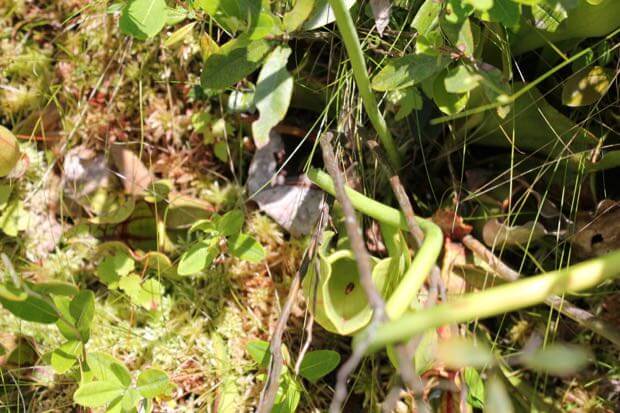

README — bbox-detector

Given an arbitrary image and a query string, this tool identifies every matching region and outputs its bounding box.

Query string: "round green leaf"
[87,352,132,387]
[73,381,126,407]
[136,368,171,398]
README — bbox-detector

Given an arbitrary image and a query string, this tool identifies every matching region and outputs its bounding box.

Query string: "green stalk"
[307,168,443,318]
[357,248,620,353]
[327,0,401,169]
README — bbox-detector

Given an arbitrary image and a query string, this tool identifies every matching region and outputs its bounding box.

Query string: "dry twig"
[319,132,390,412]
[257,196,329,413]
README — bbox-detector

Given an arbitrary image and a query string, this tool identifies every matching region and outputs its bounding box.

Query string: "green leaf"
[196,0,261,33]
[521,343,590,376]
[371,53,449,92]
[272,374,301,413]
[136,368,171,398]
[89,195,135,225]
[478,0,520,26]
[441,16,475,56]
[121,388,141,411]
[70,290,95,341]
[165,5,188,25]
[97,252,135,288]
[29,281,79,297]
[252,46,293,148]
[217,209,245,236]
[0,282,27,301]
[213,141,229,162]
[54,296,81,341]
[51,340,83,374]
[436,337,494,368]
[433,71,470,115]
[248,11,282,40]
[444,65,481,94]
[392,88,423,120]
[73,381,126,407]
[118,274,142,300]
[120,0,167,40]
[247,340,271,368]
[164,21,196,47]
[0,294,58,323]
[136,278,165,310]
[463,0,493,11]
[464,367,485,409]
[485,374,514,413]
[411,0,442,37]
[229,233,265,263]
[562,66,612,107]
[87,352,132,387]
[201,37,272,90]
[532,0,572,32]
[0,183,12,210]
[0,200,28,236]
[283,0,315,32]
[177,240,217,275]
[445,0,474,23]
[297,350,340,383]
[414,329,438,374]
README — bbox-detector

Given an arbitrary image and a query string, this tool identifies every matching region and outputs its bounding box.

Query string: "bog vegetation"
[0,0,619,412]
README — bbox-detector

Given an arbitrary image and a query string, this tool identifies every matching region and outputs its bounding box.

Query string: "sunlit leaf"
[562,66,612,107]
[247,340,271,368]
[283,0,315,32]
[433,71,470,115]
[164,21,196,47]
[136,368,172,398]
[229,233,266,263]
[70,290,95,341]
[87,352,132,387]
[51,340,82,374]
[371,53,449,91]
[120,0,167,40]
[73,381,126,407]
[464,367,485,409]
[201,37,272,90]
[252,46,293,148]
[217,209,245,236]
[444,65,481,94]
[0,294,59,324]
[177,240,218,275]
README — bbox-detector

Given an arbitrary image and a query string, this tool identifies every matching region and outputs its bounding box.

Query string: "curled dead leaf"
[432,209,473,240]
